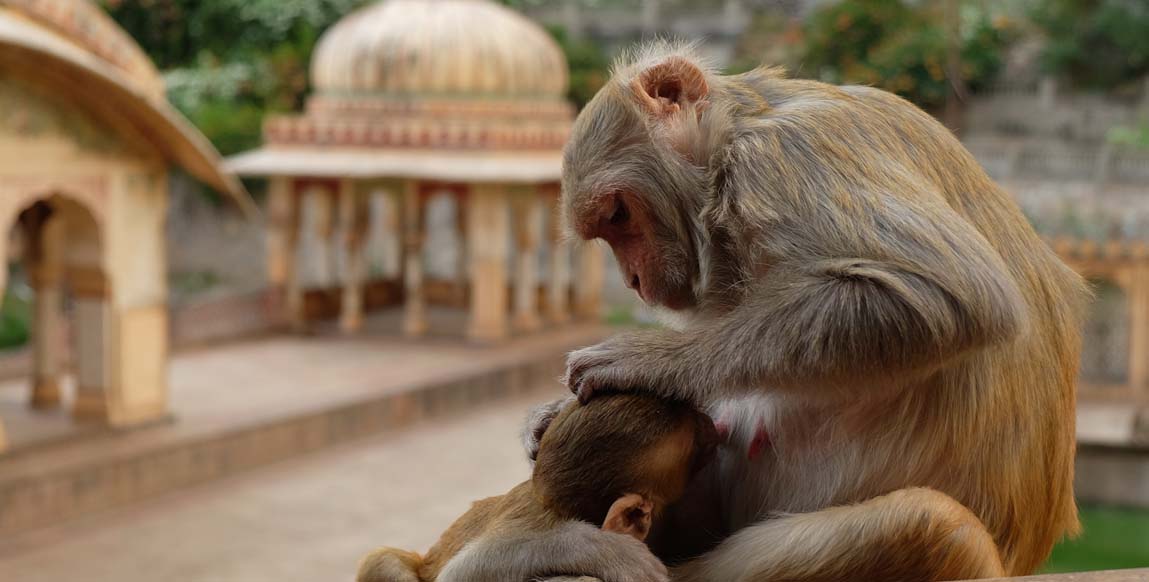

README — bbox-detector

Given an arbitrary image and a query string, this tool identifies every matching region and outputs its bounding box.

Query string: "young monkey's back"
[418,482,556,580]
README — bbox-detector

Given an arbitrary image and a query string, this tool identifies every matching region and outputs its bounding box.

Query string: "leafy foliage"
[796,0,1014,110]
[0,272,31,351]
[101,0,371,156]
[1044,504,1149,572]
[1108,122,1149,150]
[1032,0,1149,90]
[102,0,611,156]
[547,26,610,109]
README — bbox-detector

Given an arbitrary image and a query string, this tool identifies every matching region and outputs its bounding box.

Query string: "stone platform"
[0,390,551,581]
[0,322,607,538]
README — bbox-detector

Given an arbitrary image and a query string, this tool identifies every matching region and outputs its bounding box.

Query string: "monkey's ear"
[631,56,709,118]
[602,493,654,542]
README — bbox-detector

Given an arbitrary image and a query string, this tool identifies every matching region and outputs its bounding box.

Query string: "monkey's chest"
[710,395,906,526]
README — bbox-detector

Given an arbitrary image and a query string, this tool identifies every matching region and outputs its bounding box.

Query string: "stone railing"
[964,138,1149,186]
[982,571,1149,581]
[539,570,1149,582]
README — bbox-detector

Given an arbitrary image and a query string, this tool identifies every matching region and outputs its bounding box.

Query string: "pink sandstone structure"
[0,0,249,451]
[228,0,606,341]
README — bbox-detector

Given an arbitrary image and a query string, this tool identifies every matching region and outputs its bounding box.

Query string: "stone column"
[544,189,570,324]
[267,177,303,329]
[71,267,110,422]
[454,188,470,306]
[403,180,429,336]
[512,188,543,332]
[574,242,606,320]
[1130,264,1149,395]
[28,214,65,409]
[340,179,369,333]
[467,184,511,342]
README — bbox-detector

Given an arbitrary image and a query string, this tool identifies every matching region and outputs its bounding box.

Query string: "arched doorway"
[1,193,109,448]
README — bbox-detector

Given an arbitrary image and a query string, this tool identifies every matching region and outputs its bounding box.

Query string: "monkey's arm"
[567,186,1028,402]
[436,520,667,582]
[672,488,1005,582]
[358,548,424,582]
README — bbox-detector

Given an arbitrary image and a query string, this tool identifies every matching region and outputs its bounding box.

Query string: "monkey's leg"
[672,488,1005,582]
[358,547,425,582]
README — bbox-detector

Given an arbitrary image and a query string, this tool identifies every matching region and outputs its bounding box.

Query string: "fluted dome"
[311,0,568,99]
[230,0,573,182]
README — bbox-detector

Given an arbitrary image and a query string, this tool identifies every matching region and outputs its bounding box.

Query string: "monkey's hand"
[564,330,690,404]
[522,396,576,464]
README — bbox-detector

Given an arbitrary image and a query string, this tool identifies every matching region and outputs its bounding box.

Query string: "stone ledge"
[0,332,587,537]
[982,570,1149,581]
[540,570,1149,582]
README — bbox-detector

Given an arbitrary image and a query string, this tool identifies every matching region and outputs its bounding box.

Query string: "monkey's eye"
[609,200,630,226]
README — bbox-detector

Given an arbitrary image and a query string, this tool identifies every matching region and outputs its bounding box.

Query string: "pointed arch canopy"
[0,9,253,213]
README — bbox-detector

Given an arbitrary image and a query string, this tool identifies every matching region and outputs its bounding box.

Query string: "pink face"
[575,191,695,310]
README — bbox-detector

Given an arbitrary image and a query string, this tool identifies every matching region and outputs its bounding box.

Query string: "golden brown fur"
[357,395,717,582]
[532,41,1088,581]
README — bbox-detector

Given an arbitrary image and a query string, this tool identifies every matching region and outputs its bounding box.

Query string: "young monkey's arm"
[436,520,666,582]
[357,547,424,582]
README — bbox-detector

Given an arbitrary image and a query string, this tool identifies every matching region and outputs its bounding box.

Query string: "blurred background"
[0,0,1147,580]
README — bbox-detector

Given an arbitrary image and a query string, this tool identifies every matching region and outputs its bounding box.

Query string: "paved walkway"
[0,392,552,582]
[0,322,604,469]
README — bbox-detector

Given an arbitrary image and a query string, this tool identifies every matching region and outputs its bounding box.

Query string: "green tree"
[798,0,1013,111]
[101,0,370,155]
[548,27,610,110]
[1032,0,1149,90]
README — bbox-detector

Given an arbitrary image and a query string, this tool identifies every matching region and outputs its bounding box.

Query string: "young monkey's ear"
[602,493,654,542]
[631,56,709,118]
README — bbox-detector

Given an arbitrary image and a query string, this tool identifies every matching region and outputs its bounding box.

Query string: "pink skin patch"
[714,419,770,461]
[748,427,771,460]
[715,421,732,442]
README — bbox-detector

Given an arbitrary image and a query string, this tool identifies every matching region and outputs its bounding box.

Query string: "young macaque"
[357,393,720,582]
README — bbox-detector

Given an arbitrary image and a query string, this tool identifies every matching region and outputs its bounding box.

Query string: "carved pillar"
[403,180,428,336]
[574,242,606,320]
[340,179,369,333]
[28,214,65,409]
[544,187,570,324]
[71,267,110,422]
[512,188,543,332]
[281,180,305,331]
[454,189,470,306]
[267,177,303,329]
[467,184,511,342]
[1130,264,1149,395]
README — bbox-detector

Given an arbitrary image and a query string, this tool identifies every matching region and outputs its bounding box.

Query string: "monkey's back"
[419,482,528,579]
[738,73,1087,575]
[841,83,1085,575]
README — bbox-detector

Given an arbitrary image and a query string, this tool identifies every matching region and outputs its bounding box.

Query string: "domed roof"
[311,0,568,99]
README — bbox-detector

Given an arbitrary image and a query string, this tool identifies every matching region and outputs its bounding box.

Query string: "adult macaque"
[357,394,720,582]
[517,42,1086,581]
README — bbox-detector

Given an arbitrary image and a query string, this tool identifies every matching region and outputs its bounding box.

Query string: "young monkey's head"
[531,393,719,542]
